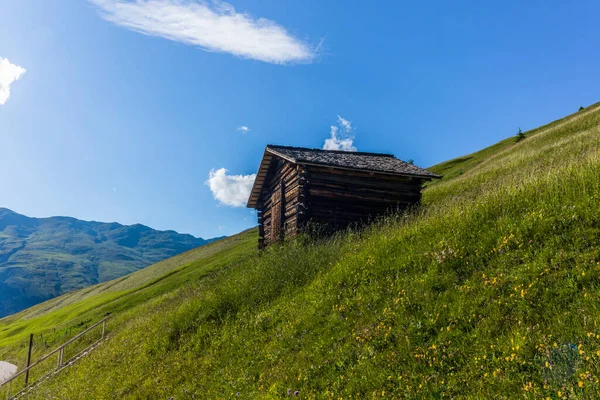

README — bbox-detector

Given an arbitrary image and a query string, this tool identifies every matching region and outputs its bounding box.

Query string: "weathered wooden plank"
[308,188,420,203]
[307,187,418,200]
[307,179,421,194]
[306,165,421,182]
[307,172,415,186]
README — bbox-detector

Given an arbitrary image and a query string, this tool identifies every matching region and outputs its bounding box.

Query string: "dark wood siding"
[258,159,300,247]
[303,165,424,231]
[256,157,426,248]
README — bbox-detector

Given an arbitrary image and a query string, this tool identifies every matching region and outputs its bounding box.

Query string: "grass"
[0,230,256,361]
[2,102,600,398]
[427,102,600,183]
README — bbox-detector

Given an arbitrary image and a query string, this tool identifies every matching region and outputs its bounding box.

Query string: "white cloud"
[89,0,316,64]
[0,58,26,105]
[337,115,352,132]
[323,115,357,152]
[205,168,256,207]
[237,125,250,133]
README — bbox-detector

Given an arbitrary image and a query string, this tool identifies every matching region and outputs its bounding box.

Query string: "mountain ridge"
[0,207,223,318]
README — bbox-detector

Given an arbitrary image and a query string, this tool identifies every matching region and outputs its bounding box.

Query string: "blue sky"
[1,0,599,239]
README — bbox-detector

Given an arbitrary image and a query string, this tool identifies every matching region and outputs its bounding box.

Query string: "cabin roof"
[247,145,441,208]
[267,145,440,178]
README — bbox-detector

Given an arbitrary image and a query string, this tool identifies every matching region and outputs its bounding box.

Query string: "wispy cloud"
[315,37,327,53]
[237,125,250,133]
[89,0,316,64]
[323,115,357,152]
[0,58,26,105]
[205,168,256,207]
[337,115,352,132]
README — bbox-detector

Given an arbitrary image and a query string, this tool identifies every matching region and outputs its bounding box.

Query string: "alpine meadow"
[0,102,597,398]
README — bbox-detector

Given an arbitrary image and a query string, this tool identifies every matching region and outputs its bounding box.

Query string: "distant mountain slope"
[0,208,222,318]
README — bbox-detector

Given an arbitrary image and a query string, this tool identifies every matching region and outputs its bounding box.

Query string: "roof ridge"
[266,144,396,158]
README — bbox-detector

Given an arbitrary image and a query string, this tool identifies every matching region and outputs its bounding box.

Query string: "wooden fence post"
[24,333,33,388]
[1,317,109,398]
[57,347,64,369]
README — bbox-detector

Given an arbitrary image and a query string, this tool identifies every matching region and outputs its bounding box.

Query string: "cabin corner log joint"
[247,145,440,248]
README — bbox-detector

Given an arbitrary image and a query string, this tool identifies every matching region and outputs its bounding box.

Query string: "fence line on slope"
[1,317,108,400]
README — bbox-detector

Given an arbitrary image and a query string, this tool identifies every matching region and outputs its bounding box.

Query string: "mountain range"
[0,207,222,318]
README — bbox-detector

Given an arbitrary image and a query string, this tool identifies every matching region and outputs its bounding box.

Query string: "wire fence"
[1,318,108,400]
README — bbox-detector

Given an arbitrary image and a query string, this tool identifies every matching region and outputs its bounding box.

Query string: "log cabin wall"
[258,158,300,247]
[249,145,441,248]
[302,165,424,231]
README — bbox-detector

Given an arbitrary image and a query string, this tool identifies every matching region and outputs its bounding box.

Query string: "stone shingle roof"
[267,145,440,178]
[247,145,440,208]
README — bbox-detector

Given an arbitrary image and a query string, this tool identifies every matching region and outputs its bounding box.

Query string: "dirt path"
[0,361,17,384]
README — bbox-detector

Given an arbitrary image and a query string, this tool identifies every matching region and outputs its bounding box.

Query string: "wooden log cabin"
[246,145,440,248]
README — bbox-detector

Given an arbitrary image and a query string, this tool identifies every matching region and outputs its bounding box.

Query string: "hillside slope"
[3,103,600,398]
[0,230,256,358]
[0,208,221,318]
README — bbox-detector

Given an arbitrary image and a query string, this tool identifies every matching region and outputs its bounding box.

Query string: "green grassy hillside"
[0,230,255,358]
[0,208,222,318]
[3,103,600,398]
